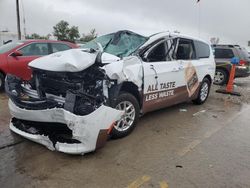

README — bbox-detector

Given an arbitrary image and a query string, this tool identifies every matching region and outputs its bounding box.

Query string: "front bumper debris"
[5,74,123,155]
[9,100,123,154]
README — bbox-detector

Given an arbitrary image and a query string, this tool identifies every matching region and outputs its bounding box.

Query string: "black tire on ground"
[192,78,211,105]
[0,73,5,91]
[214,69,229,85]
[110,92,140,139]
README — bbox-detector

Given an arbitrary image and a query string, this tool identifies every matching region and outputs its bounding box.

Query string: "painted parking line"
[178,139,201,157]
[159,181,169,188]
[127,175,151,188]
[178,106,250,157]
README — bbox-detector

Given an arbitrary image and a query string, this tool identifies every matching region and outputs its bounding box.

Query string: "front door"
[142,39,186,113]
[142,38,200,113]
[7,43,49,80]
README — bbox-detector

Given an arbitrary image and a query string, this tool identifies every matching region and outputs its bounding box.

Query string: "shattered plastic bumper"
[9,100,123,155]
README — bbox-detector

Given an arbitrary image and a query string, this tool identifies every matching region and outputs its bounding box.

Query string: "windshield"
[0,41,23,54]
[82,31,148,58]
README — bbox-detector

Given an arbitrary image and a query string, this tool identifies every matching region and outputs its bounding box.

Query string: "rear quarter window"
[214,48,234,59]
[194,41,210,58]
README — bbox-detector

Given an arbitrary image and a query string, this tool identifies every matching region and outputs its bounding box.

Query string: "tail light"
[239,60,247,66]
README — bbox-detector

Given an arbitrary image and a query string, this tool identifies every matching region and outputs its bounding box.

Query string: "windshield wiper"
[103,38,113,51]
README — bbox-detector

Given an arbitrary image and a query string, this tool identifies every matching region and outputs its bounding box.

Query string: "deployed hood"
[29,49,120,72]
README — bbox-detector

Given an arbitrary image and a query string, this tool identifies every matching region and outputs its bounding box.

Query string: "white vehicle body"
[6,30,215,154]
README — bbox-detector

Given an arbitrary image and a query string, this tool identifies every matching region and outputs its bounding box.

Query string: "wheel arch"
[204,74,212,84]
[119,82,142,108]
[108,81,142,108]
[216,67,230,77]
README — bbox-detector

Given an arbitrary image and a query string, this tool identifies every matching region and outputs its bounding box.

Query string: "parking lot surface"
[1,77,250,188]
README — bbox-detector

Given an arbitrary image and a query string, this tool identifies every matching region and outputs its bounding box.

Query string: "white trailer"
[0,31,24,46]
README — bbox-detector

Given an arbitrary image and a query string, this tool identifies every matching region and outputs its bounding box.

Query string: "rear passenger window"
[176,39,196,60]
[51,43,71,53]
[194,41,210,58]
[214,48,234,59]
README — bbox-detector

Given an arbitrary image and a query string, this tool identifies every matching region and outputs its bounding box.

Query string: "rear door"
[7,42,49,80]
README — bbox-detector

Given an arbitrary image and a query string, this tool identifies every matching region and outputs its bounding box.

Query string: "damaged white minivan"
[5,30,215,154]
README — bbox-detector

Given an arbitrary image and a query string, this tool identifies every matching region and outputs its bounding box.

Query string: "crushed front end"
[5,64,123,155]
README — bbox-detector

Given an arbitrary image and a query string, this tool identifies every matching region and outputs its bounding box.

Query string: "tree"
[80,29,98,42]
[53,20,80,43]
[210,37,220,45]
[26,33,49,40]
[68,26,80,43]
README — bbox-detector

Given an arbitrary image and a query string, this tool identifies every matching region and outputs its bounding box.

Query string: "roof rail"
[212,44,241,48]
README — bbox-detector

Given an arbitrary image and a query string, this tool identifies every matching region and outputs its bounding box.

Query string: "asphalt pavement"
[0,77,250,188]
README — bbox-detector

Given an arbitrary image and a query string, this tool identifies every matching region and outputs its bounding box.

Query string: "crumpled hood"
[29,49,97,72]
[29,49,120,72]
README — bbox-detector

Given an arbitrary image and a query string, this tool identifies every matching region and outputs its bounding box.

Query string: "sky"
[0,0,249,47]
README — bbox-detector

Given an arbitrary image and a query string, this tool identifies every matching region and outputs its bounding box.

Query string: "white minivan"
[6,30,215,154]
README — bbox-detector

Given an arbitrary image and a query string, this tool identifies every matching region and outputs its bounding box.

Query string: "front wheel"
[192,78,211,105]
[110,92,140,139]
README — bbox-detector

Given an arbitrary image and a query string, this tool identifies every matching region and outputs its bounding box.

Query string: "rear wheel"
[214,69,228,85]
[110,92,140,139]
[0,73,5,91]
[192,78,211,105]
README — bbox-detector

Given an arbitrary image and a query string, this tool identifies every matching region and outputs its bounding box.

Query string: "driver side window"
[147,42,167,62]
[145,39,176,62]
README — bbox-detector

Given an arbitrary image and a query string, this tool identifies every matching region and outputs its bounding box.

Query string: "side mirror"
[11,51,23,57]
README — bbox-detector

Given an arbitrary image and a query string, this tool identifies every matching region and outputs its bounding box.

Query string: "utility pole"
[16,0,21,40]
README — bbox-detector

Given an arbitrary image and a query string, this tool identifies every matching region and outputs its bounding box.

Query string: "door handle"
[179,65,184,70]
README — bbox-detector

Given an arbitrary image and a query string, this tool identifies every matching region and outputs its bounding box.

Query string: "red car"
[0,40,77,90]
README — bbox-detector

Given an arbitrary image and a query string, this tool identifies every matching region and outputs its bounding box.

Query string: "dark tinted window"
[51,43,71,53]
[214,48,234,59]
[176,39,196,60]
[19,43,49,56]
[194,41,210,58]
[147,42,167,62]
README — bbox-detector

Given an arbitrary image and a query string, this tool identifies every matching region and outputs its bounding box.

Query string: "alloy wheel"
[115,101,136,132]
[200,82,209,101]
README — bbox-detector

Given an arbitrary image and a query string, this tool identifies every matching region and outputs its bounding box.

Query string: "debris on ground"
[192,110,206,117]
[179,109,187,112]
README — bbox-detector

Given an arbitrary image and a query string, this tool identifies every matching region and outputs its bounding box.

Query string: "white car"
[5,30,215,154]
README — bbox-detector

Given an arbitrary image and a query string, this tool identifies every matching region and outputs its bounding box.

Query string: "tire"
[0,73,5,92]
[192,78,211,105]
[110,92,140,139]
[214,69,228,85]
